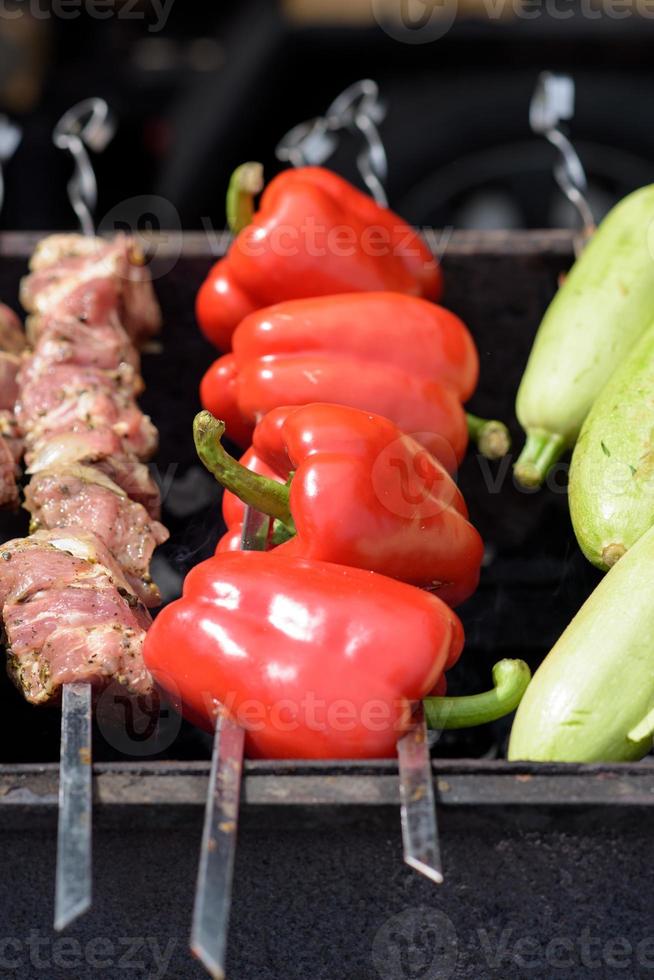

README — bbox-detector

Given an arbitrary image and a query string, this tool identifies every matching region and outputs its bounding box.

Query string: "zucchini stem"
[514,429,566,488]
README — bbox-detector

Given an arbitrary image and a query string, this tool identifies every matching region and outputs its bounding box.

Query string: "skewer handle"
[55,681,93,931]
[275,78,388,206]
[529,72,595,241]
[52,98,116,237]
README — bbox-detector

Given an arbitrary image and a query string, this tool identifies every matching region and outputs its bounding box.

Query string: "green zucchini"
[514,184,654,487]
[569,318,654,569]
[508,522,654,762]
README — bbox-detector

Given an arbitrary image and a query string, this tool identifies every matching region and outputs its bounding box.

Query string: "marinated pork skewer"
[16,238,165,589]
[45,103,119,929]
[0,99,167,929]
[0,123,25,505]
[21,232,161,347]
[26,429,162,519]
[0,304,26,510]
[0,528,155,928]
[0,530,152,704]
[10,225,166,930]
[18,299,167,605]
[25,465,167,606]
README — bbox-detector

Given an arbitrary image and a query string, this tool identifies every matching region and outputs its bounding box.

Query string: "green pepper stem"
[513,428,566,488]
[226,162,264,234]
[193,410,295,529]
[423,659,531,730]
[466,413,511,460]
[270,519,296,546]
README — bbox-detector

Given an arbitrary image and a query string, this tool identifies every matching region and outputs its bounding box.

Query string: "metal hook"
[275,79,389,206]
[351,108,388,207]
[0,116,22,220]
[53,98,116,237]
[275,116,338,170]
[530,72,595,245]
[327,80,388,206]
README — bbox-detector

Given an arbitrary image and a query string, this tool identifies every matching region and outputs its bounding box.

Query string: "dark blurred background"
[2,0,654,231]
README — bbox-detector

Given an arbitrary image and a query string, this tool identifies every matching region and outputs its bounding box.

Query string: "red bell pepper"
[200,292,509,471]
[196,164,442,351]
[143,551,532,759]
[195,405,484,607]
[233,292,479,401]
[144,551,463,758]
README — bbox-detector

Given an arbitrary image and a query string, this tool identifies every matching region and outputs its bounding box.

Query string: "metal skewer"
[280,82,443,883]
[191,506,269,979]
[397,704,442,884]
[530,72,596,250]
[193,90,441,973]
[191,708,245,980]
[54,682,93,931]
[50,98,115,931]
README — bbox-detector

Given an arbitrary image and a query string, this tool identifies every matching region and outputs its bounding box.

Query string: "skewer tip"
[190,942,227,980]
[54,893,92,933]
[404,856,444,886]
